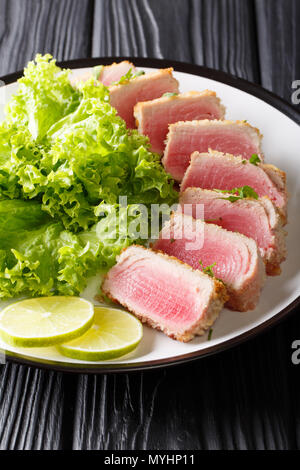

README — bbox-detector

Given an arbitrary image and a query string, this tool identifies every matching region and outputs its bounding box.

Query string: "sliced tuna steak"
[70,61,136,87]
[98,61,136,86]
[134,91,225,154]
[180,150,287,218]
[162,120,263,181]
[180,188,287,275]
[153,213,266,312]
[102,245,227,342]
[109,68,179,128]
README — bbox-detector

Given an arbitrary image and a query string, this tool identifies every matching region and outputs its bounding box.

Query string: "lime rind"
[0,297,94,348]
[57,337,141,361]
[57,307,143,361]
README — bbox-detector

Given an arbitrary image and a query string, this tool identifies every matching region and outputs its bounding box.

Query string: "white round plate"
[0,58,299,373]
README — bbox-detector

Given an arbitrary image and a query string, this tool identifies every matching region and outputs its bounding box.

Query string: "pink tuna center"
[155,234,251,286]
[111,260,208,328]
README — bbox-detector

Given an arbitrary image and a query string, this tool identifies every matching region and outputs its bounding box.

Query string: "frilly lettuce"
[0,54,177,298]
[5,54,80,141]
[0,200,147,298]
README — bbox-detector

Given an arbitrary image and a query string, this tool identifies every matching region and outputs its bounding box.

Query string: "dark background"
[0,0,299,450]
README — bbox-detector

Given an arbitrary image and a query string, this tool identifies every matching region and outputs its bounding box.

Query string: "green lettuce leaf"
[57,203,149,295]
[0,202,93,298]
[0,122,47,201]
[5,54,80,141]
[0,199,50,235]
[0,54,178,299]
[0,200,148,298]
[0,199,63,298]
[0,62,177,231]
[43,92,177,229]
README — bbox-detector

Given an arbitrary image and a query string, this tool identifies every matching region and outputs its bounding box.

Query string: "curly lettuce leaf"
[41,82,177,228]
[5,54,80,141]
[0,204,91,298]
[0,199,50,235]
[0,200,147,298]
[0,122,48,201]
[58,203,148,295]
[0,222,64,298]
[0,67,177,231]
[0,54,178,299]
[0,199,64,298]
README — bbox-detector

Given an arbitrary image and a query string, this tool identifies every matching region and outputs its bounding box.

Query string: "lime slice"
[57,306,143,361]
[0,297,94,347]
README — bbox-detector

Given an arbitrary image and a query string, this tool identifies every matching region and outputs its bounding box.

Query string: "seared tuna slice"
[71,61,136,87]
[134,91,225,154]
[99,61,136,86]
[153,213,266,312]
[180,150,287,218]
[180,188,287,275]
[162,120,263,181]
[109,68,179,128]
[102,245,227,342]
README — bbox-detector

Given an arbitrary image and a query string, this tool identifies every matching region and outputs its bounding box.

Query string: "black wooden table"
[0,0,299,450]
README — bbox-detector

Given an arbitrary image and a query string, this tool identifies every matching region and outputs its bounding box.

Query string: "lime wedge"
[57,306,143,361]
[0,297,94,347]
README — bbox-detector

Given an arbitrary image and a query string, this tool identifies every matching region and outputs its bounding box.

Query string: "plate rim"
[0,56,299,374]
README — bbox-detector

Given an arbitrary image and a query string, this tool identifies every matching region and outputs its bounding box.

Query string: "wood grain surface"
[0,0,299,450]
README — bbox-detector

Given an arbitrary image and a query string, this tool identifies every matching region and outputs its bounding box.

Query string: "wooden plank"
[255,0,300,104]
[73,327,295,450]
[0,0,93,76]
[0,363,80,450]
[92,0,260,81]
[255,0,300,448]
[92,0,189,59]
[189,0,260,81]
[0,364,62,449]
